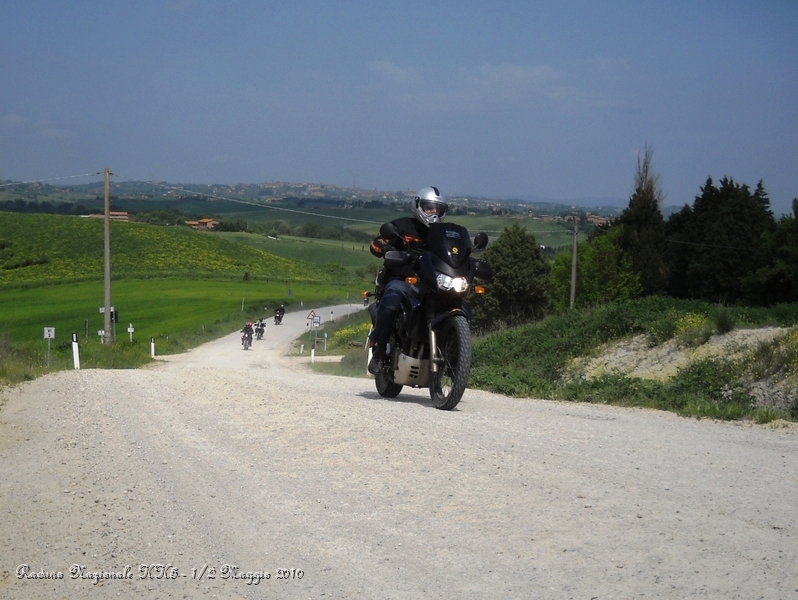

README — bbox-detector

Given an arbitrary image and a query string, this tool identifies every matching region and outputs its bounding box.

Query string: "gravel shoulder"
[1,304,797,599]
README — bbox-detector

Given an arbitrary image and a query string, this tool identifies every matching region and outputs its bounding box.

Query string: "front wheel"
[429,315,472,410]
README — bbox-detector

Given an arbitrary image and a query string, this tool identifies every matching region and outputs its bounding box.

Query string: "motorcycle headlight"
[436,273,469,293]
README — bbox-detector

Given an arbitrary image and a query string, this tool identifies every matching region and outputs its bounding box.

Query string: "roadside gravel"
[1,303,797,599]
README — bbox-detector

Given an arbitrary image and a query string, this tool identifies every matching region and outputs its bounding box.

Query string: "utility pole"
[569,212,579,310]
[102,167,112,344]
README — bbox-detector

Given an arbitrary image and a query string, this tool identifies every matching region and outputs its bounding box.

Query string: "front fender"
[430,307,471,330]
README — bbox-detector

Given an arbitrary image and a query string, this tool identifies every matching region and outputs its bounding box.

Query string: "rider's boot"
[368,343,386,375]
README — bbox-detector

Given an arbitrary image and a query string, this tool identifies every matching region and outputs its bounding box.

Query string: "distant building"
[87,211,129,221]
[185,218,219,230]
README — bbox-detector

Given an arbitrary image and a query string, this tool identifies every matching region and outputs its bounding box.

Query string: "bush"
[712,305,736,335]
[674,312,713,347]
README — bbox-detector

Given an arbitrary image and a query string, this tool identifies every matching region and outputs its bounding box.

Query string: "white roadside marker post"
[71,332,80,370]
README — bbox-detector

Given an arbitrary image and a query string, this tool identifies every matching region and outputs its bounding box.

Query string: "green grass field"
[0,278,365,382]
[211,232,377,269]
[0,278,358,342]
[0,212,372,383]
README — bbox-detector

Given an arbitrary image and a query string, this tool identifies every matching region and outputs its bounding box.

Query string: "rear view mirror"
[380,222,400,242]
[474,232,489,250]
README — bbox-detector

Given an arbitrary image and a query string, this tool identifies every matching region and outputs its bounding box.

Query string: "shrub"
[712,304,736,335]
[674,312,713,347]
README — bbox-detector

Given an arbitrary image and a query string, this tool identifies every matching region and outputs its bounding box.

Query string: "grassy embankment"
[0,212,370,384]
[470,297,798,422]
[310,297,798,422]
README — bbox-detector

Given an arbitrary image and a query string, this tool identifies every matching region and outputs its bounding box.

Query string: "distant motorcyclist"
[274,304,285,325]
[255,318,265,339]
[367,186,448,374]
[241,321,254,349]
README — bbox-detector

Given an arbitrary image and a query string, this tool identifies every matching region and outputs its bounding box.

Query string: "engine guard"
[391,353,430,387]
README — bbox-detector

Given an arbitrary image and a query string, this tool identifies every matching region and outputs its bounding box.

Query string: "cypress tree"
[618,146,668,295]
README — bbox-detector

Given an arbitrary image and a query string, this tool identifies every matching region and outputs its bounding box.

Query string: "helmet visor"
[420,200,447,220]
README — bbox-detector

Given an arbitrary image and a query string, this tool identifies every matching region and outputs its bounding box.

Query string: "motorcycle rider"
[241,321,254,346]
[274,304,285,324]
[367,186,448,374]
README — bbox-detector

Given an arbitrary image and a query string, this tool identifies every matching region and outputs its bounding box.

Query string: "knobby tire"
[429,315,471,410]
[368,326,404,398]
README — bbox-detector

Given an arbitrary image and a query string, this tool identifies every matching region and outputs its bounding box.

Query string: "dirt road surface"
[1,303,796,599]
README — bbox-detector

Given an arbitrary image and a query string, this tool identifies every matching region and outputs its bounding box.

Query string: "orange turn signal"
[473,285,486,294]
[361,291,368,298]
[405,276,419,285]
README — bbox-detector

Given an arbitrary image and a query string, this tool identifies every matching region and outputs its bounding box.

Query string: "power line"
[112,173,384,226]
[0,173,100,188]
[664,238,754,251]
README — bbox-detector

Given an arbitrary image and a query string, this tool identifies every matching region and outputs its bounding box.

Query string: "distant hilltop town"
[0,178,626,223]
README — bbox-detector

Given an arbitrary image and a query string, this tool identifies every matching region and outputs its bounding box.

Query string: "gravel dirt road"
[1,303,797,599]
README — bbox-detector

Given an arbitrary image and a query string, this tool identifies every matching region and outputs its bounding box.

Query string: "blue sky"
[1,1,796,214]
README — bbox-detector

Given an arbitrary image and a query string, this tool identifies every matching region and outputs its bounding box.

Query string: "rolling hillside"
[0,212,338,286]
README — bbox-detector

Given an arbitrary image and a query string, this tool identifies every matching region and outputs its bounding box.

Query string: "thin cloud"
[1,114,69,138]
[591,55,630,73]
[35,123,70,139]
[1,114,28,128]
[464,62,581,105]
[369,61,418,85]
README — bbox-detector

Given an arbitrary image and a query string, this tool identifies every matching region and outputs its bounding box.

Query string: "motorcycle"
[255,324,265,340]
[241,331,253,350]
[274,313,283,325]
[367,222,492,410]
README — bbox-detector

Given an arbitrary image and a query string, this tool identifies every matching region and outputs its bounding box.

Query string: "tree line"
[471,147,798,331]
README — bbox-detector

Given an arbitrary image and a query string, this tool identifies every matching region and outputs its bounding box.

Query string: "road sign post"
[43,327,55,367]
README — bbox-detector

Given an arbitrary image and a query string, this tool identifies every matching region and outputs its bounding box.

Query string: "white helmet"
[412,186,448,226]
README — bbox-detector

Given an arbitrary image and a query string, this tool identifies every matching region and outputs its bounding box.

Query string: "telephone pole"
[102,167,112,344]
[569,212,579,310]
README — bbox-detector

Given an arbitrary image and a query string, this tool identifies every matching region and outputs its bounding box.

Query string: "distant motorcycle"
[241,331,253,350]
[274,313,284,325]
[255,324,265,340]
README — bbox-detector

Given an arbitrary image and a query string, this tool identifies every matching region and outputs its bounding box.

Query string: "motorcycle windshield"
[427,223,472,269]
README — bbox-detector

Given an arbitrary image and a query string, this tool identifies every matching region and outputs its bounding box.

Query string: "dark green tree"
[470,223,550,332]
[745,198,798,304]
[665,177,776,303]
[618,145,668,295]
[549,227,641,311]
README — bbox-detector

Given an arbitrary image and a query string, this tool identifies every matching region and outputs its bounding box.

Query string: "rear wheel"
[375,368,403,398]
[368,327,403,398]
[429,315,471,410]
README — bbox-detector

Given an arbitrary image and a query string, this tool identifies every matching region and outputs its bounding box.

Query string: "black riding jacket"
[370,217,429,280]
